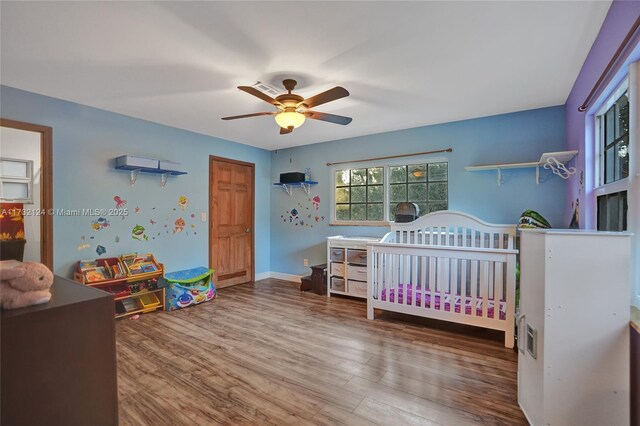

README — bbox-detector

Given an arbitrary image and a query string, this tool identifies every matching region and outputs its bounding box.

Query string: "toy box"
[164,267,215,311]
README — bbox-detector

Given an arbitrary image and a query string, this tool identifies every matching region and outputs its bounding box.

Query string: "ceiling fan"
[222,79,352,135]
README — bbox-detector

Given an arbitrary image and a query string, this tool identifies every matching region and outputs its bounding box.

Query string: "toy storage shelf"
[74,255,166,318]
[114,287,165,319]
[273,181,318,196]
[115,164,187,187]
[465,150,578,186]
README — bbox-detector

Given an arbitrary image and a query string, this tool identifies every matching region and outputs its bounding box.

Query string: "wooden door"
[209,156,254,288]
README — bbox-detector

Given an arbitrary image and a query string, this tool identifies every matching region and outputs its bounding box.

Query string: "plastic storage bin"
[164,267,216,311]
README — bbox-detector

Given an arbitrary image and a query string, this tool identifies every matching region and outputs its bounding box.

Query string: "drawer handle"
[358,254,367,258]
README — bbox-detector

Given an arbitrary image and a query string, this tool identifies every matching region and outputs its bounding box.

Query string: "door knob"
[245,227,251,233]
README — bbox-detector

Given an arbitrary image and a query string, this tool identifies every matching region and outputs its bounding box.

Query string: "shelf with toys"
[74,253,165,319]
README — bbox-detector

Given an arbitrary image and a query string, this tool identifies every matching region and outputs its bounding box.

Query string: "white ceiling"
[1,1,610,151]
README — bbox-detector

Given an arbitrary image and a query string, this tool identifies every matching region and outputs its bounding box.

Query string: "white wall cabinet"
[327,236,381,299]
[518,229,631,426]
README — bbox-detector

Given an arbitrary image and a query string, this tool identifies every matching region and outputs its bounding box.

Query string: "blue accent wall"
[270,106,566,275]
[1,85,271,277]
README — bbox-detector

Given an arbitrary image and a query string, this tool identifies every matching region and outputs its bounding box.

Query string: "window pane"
[351,168,367,185]
[351,186,366,203]
[368,167,383,185]
[335,170,349,186]
[428,162,448,181]
[605,107,615,145]
[389,206,396,222]
[407,164,426,182]
[367,204,383,221]
[617,135,629,180]
[2,182,29,199]
[390,166,406,183]
[616,94,629,138]
[390,184,407,202]
[0,160,28,178]
[597,191,627,231]
[336,187,350,203]
[351,204,366,220]
[368,185,383,202]
[336,204,350,220]
[428,182,447,201]
[407,183,427,201]
[428,202,448,213]
[605,147,615,184]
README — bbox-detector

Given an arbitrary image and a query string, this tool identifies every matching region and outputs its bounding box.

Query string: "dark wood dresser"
[1,275,118,426]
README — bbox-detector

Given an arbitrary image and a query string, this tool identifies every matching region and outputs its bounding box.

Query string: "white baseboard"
[254,271,271,281]
[254,271,302,283]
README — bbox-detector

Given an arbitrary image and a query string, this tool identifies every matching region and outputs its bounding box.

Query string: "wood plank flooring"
[116,279,526,425]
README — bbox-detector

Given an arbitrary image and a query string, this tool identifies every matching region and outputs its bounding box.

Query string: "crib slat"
[403,254,409,306]
[420,255,427,309]
[460,258,467,315]
[470,260,478,317]
[480,260,489,318]
[385,251,392,303]
[428,256,436,309]
[376,252,383,301]
[494,261,503,320]
[451,257,458,314]
[411,255,418,307]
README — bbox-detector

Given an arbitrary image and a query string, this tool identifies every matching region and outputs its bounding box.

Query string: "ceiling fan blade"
[280,126,293,135]
[237,86,282,106]
[221,112,275,120]
[305,111,352,125]
[302,86,349,109]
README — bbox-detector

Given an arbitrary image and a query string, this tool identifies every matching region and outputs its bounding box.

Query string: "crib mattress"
[378,283,506,320]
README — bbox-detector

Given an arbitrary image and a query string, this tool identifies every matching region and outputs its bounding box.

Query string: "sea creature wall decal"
[131,224,148,241]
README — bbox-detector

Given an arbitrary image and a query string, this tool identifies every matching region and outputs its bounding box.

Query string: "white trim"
[269,271,302,283]
[254,271,271,281]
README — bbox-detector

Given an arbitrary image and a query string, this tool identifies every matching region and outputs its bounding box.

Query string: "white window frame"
[593,79,629,202]
[0,157,34,204]
[330,155,448,226]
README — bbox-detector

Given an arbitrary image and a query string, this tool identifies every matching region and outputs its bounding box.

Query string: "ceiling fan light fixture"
[275,111,306,129]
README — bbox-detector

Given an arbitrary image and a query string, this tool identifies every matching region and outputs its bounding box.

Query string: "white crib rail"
[367,211,517,348]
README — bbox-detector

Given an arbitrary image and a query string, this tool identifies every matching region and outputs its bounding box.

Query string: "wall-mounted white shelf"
[465,150,578,186]
[115,165,187,187]
[273,181,318,196]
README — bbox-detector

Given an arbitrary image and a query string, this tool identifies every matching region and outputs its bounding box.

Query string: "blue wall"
[271,106,566,276]
[1,85,271,277]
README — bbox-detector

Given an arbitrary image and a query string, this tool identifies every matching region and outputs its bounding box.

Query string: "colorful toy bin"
[163,267,216,311]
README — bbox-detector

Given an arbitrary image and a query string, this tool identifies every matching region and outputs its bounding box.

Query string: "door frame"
[209,155,255,284]
[0,118,53,270]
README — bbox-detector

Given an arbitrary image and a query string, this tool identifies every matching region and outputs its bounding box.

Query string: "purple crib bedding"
[378,283,506,320]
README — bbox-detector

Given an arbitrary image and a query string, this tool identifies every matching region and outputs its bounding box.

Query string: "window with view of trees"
[596,88,629,232]
[389,162,448,220]
[599,91,629,185]
[333,161,448,223]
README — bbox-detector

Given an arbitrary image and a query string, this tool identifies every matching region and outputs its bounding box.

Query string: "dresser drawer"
[347,264,367,281]
[347,249,367,265]
[330,277,345,292]
[348,280,367,296]
[329,247,345,262]
[330,262,345,277]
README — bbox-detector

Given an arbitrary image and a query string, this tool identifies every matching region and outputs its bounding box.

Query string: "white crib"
[367,211,518,348]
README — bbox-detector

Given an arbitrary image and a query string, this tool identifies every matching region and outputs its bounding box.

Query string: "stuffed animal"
[0,262,54,310]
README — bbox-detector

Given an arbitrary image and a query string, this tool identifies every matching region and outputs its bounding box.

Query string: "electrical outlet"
[303,258,309,267]
[201,212,207,222]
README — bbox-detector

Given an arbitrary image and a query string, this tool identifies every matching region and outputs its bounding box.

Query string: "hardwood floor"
[116,279,526,425]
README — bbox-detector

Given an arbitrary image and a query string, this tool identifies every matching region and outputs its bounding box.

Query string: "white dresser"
[327,236,381,298]
[518,229,631,426]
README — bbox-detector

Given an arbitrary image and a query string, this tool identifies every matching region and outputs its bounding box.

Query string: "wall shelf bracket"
[129,169,141,186]
[465,150,578,187]
[273,181,318,197]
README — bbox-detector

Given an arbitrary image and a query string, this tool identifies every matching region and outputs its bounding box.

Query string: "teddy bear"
[0,262,54,310]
